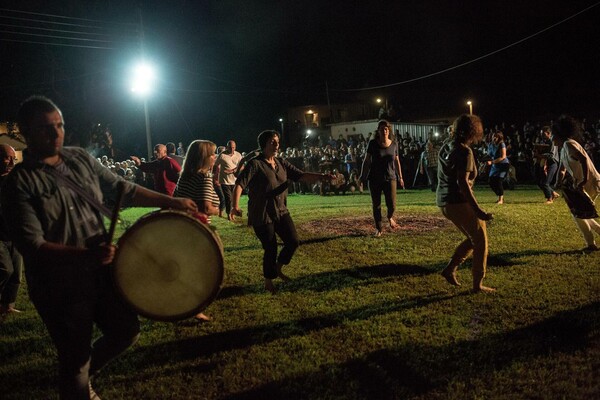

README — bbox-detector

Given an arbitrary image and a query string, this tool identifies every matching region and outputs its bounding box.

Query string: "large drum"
[113,210,224,321]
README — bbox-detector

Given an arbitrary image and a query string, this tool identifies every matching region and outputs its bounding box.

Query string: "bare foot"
[264,278,277,294]
[389,218,398,229]
[194,312,211,321]
[276,263,291,281]
[472,286,496,293]
[441,269,461,286]
[0,306,21,323]
[373,230,382,238]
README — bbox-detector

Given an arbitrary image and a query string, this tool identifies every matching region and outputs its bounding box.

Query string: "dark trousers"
[368,179,397,231]
[426,166,438,192]
[489,176,504,197]
[29,267,140,399]
[214,184,225,212]
[253,213,300,279]
[537,162,558,199]
[221,184,234,214]
[0,241,22,307]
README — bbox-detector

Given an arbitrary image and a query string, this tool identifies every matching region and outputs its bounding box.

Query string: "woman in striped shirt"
[174,140,220,321]
[175,140,220,222]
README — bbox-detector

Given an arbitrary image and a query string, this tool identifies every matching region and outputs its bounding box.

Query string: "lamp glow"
[130,63,156,97]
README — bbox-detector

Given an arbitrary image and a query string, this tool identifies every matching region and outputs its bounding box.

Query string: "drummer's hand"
[170,197,198,213]
[476,209,493,221]
[88,243,116,266]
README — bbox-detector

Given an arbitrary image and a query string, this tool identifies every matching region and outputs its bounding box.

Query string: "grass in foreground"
[1,186,599,399]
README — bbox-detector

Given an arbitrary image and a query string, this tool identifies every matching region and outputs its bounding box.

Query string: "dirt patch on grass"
[300,214,451,237]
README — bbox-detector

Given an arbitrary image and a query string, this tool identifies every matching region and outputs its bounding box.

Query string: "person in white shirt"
[552,115,600,252]
[216,140,242,220]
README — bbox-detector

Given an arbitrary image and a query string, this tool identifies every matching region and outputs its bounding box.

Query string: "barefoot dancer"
[360,119,404,237]
[230,130,332,294]
[551,115,600,251]
[437,114,495,293]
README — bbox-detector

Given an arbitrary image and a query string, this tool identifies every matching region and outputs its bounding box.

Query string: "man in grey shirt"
[2,96,197,399]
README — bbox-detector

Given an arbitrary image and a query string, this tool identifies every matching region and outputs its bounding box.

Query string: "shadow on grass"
[221,301,600,400]
[6,300,598,399]
[486,248,597,267]
[217,247,574,301]
[125,292,455,370]
[299,234,366,244]
[216,263,435,300]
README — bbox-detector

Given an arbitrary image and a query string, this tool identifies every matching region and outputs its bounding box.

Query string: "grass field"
[1,186,599,399]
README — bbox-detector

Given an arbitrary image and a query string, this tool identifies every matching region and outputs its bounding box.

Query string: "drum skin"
[113,210,224,321]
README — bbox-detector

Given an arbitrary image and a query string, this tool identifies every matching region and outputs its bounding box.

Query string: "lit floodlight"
[130,62,156,97]
[279,118,283,122]
[434,132,439,137]
[376,98,382,104]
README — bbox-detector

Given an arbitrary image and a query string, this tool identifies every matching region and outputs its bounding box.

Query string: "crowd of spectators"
[97,155,146,185]
[472,119,600,185]
[95,118,600,194]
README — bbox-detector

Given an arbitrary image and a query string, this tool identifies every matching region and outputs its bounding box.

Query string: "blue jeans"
[538,162,558,199]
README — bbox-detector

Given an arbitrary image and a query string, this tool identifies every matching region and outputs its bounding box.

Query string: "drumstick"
[107,181,126,244]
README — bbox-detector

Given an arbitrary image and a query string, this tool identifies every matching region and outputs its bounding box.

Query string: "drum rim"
[113,210,224,322]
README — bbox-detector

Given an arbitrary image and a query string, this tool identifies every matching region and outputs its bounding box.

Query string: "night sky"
[1,0,599,153]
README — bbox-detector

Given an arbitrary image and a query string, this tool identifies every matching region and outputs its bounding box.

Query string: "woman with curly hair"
[437,114,495,293]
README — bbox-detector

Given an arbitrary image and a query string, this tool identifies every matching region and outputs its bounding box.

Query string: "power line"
[0,7,138,28]
[331,1,600,92]
[0,22,138,38]
[0,37,115,49]
[0,14,139,34]
[0,8,139,49]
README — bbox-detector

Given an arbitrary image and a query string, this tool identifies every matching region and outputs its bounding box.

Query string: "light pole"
[130,62,156,160]
[467,100,473,115]
[278,118,284,135]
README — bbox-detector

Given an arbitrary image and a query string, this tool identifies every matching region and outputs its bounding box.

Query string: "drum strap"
[44,165,113,218]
